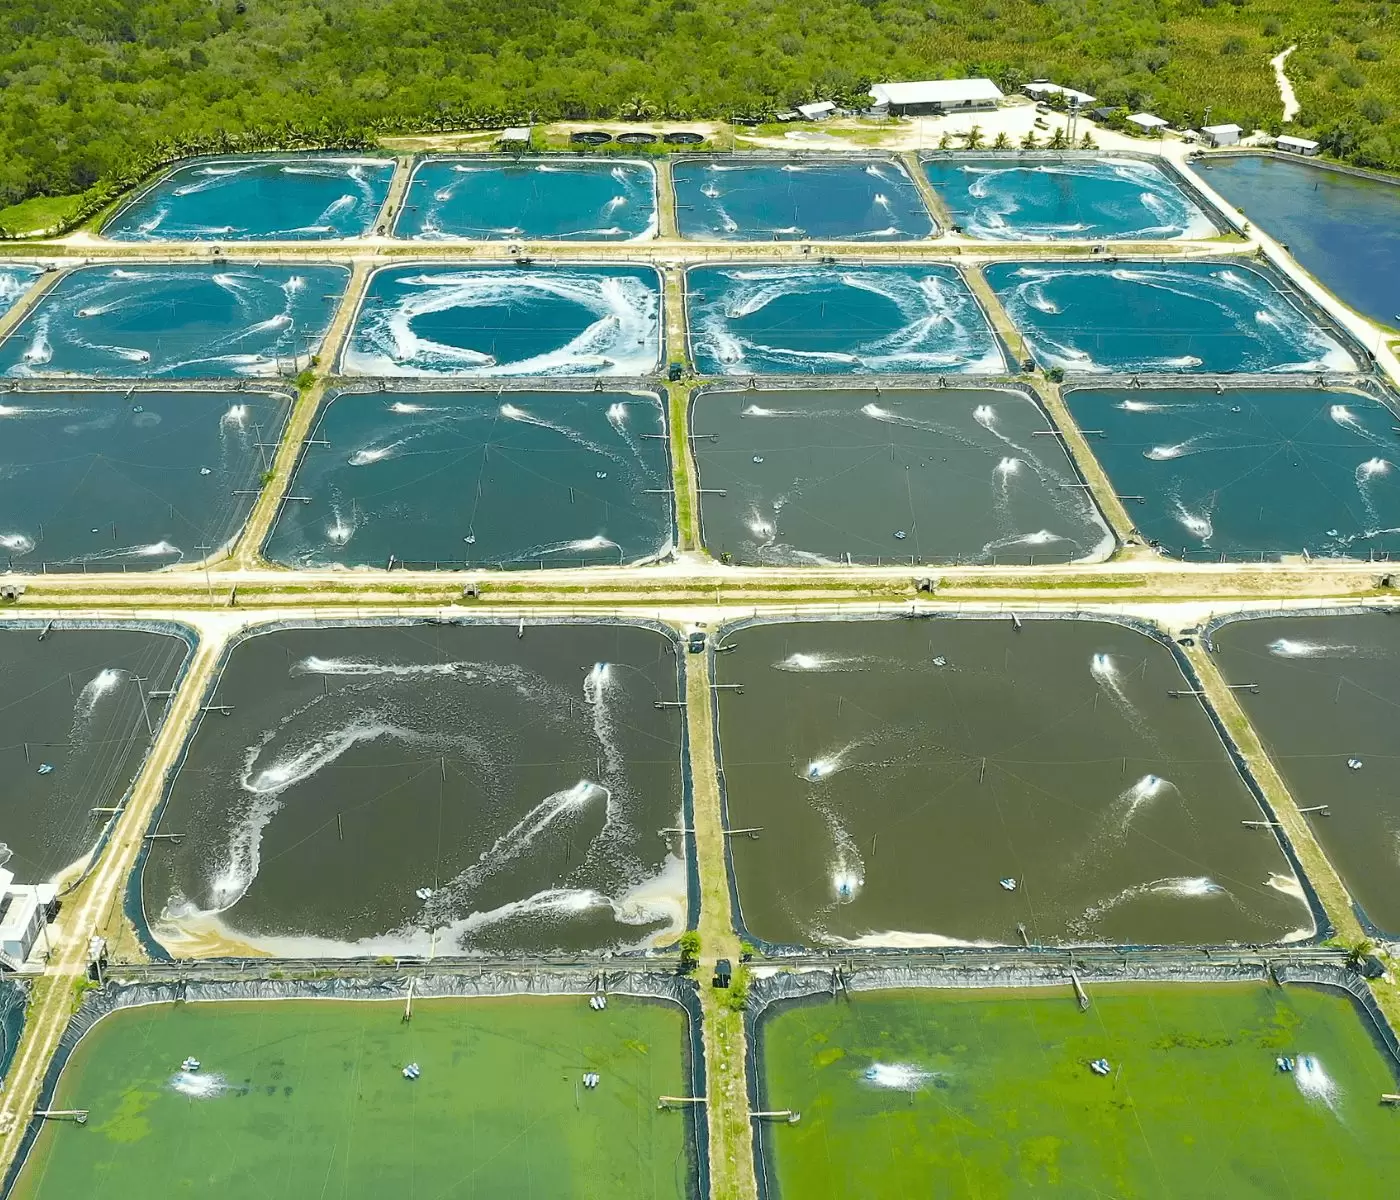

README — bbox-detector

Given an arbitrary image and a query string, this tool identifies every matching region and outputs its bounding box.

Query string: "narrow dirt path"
[1271,45,1300,123]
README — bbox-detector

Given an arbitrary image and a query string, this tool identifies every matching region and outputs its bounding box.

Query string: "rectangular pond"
[140,621,687,957]
[685,264,1003,376]
[672,156,935,241]
[0,264,43,319]
[922,154,1219,241]
[11,994,696,1199]
[343,264,662,377]
[396,157,658,241]
[102,155,396,241]
[0,264,349,379]
[1063,386,1400,561]
[0,623,189,885]
[714,616,1310,949]
[756,982,1400,1198]
[1212,613,1400,934]
[265,388,673,569]
[690,386,1110,565]
[1196,155,1400,330]
[985,260,1358,374]
[0,388,289,572]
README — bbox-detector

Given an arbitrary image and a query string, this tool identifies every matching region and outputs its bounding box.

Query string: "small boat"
[181,1057,201,1073]
[932,656,947,667]
[1089,1058,1111,1076]
[1347,758,1363,770]
[415,887,433,901]
[1276,1057,1294,1073]
[894,530,907,540]
[999,878,1017,892]
[402,1062,421,1080]
[36,763,54,776]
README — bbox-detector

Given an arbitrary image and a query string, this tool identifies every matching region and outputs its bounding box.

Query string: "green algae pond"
[11,994,696,1199]
[755,982,1400,1199]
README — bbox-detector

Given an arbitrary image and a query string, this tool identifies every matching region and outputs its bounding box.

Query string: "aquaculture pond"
[1212,613,1400,934]
[691,387,1110,565]
[10,995,695,1200]
[756,982,1400,1199]
[686,265,1003,376]
[1198,155,1400,329]
[102,155,395,241]
[0,389,288,571]
[141,622,687,957]
[396,157,658,241]
[265,388,672,569]
[1064,387,1400,560]
[714,617,1309,948]
[0,264,348,379]
[985,261,1357,374]
[0,264,42,319]
[671,157,935,241]
[343,264,662,377]
[922,155,1218,241]
[0,625,188,885]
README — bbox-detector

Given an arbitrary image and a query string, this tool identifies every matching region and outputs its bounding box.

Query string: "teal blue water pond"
[0,265,42,318]
[344,265,662,377]
[1197,155,1400,330]
[0,264,349,379]
[396,158,658,241]
[923,155,1218,240]
[986,261,1357,374]
[692,388,1111,565]
[265,389,672,568]
[686,265,1003,376]
[102,155,395,241]
[1066,387,1400,559]
[0,389,287,571]
[672,157,935,241]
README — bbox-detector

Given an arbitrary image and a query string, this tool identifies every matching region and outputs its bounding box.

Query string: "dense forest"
[1,0,1397,219]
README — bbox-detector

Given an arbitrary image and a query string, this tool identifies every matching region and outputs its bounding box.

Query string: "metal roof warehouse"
[869,78,1004,115]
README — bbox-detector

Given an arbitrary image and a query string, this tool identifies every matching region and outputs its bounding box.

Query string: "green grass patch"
[0,193,86,236]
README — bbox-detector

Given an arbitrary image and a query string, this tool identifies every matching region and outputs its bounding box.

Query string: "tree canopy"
[1,0,1397,214]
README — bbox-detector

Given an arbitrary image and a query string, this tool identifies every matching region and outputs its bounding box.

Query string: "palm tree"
[963,124,985,149]
[1021,130,1040,149]
[1048,128,1069,150]
[993,131,1010,149]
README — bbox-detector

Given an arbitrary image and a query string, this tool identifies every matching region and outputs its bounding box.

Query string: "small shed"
[713,958,732,988]
[499,126,532,145]
[797,101,837,121]
[1126,113,1170,133]
[1088,107,1120,123]
[1277,135,1320,156]
[1202,123,1243,147]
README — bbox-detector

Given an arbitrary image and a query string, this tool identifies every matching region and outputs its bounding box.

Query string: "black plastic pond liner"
[664,132,705,145]
[617,132,659,145]
[570,131,611,145]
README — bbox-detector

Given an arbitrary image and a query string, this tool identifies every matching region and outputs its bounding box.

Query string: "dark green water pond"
[141,622,687,956]
[1212,612,1400,934]
[715,617,1309,948]
[691,387,1110,565]
[0,625,188,883]
[265,389,672,569]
